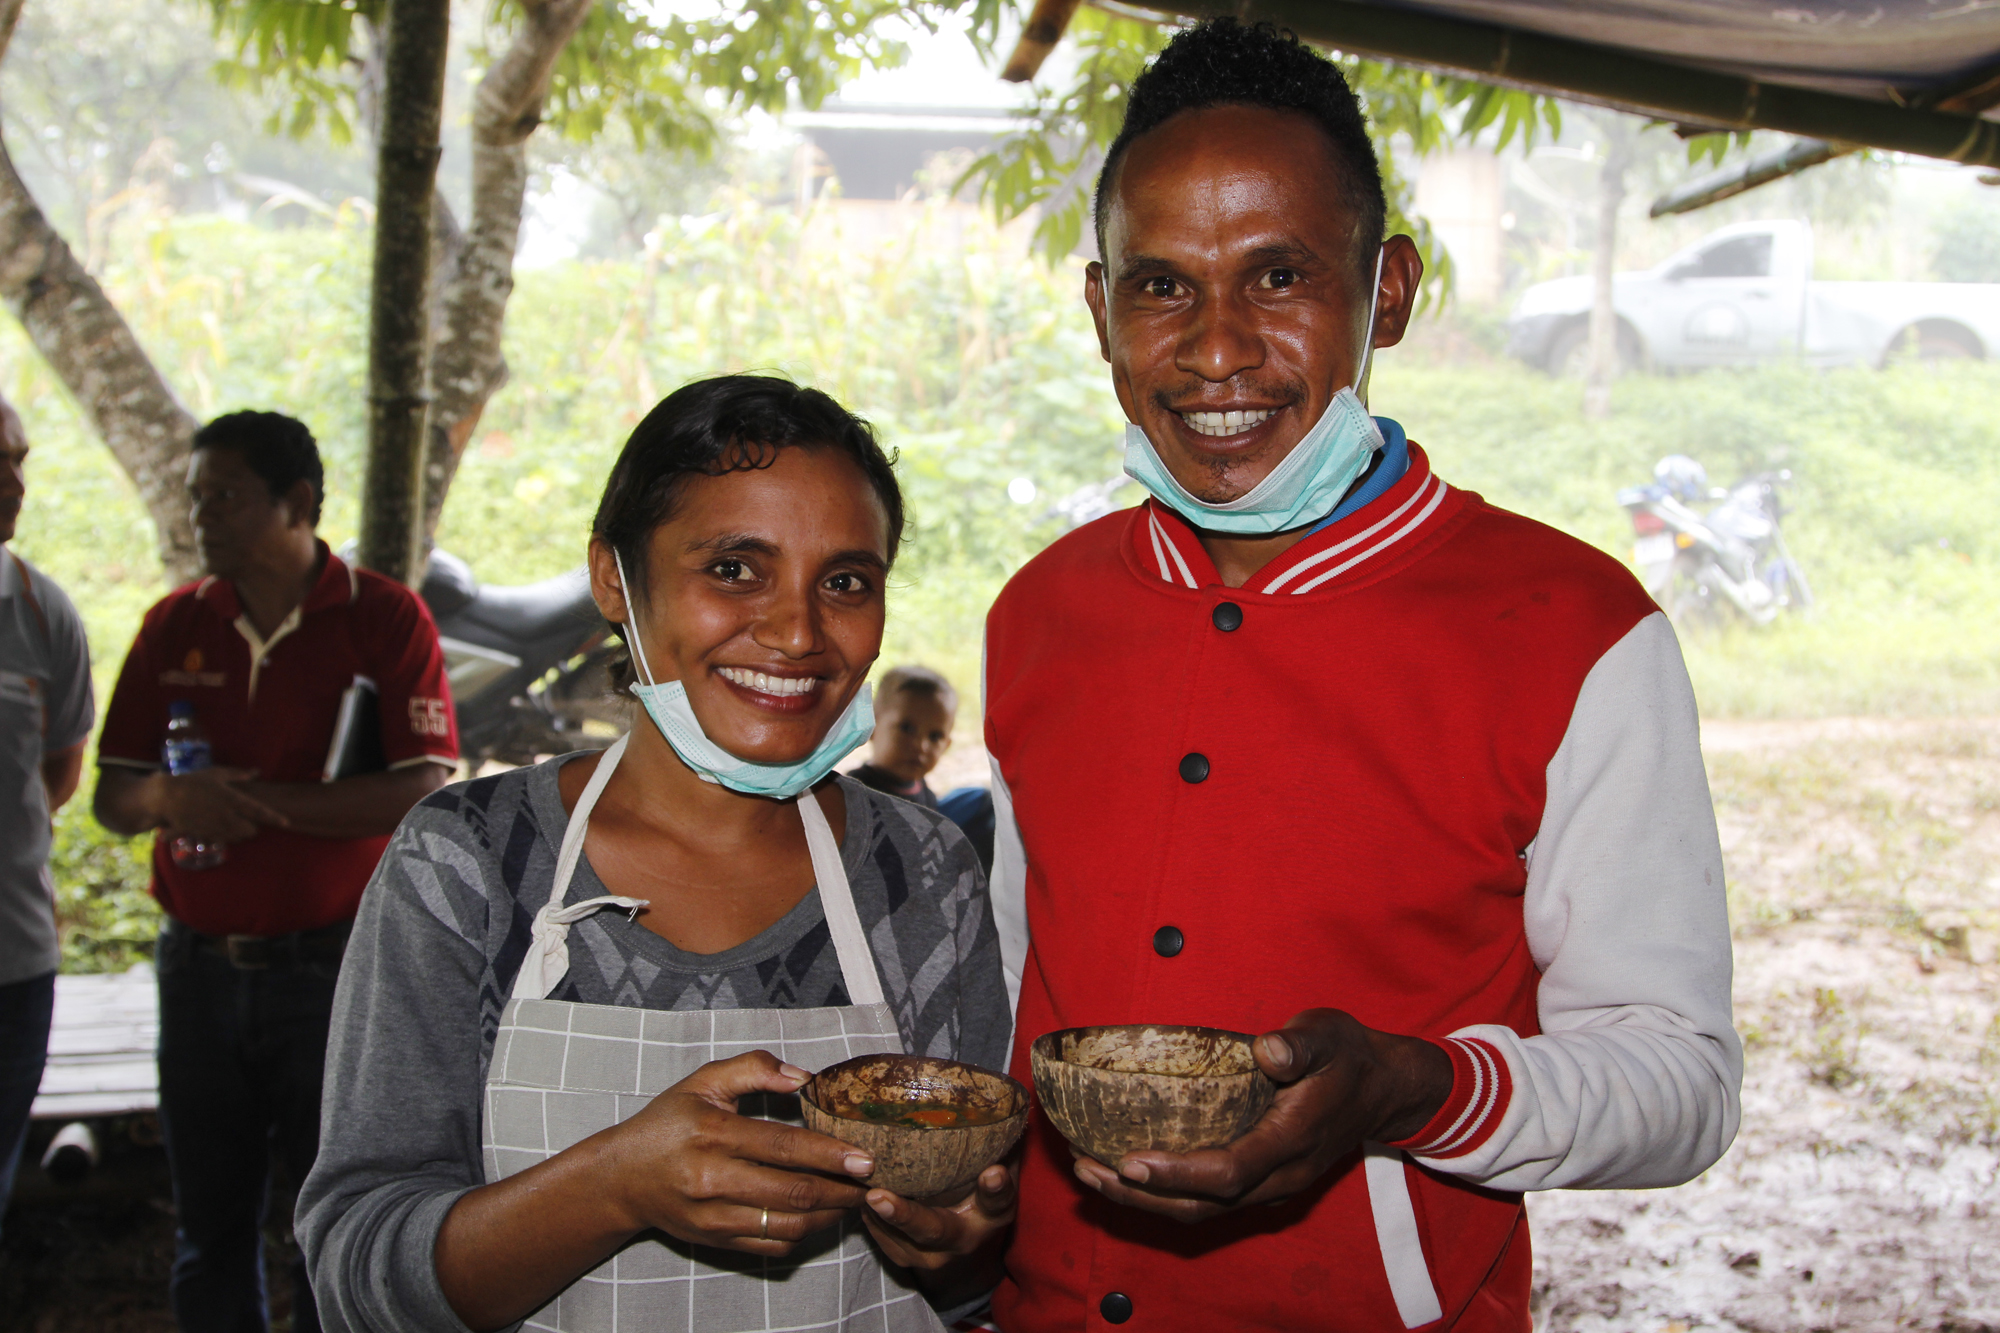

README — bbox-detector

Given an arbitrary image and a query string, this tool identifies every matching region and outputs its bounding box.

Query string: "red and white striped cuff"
[1386,1035,1511,1159]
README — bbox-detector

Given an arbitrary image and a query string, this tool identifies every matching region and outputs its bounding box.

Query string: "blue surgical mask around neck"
[612,551,874,800]
[1123,247,1387,536]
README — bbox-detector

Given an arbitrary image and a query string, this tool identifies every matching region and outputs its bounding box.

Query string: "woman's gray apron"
[481,735,943,1332]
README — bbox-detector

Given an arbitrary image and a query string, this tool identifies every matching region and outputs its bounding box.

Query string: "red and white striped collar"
[1130,441,1457,596]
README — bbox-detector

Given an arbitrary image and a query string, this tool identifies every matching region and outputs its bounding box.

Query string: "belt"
[188,921,351,971]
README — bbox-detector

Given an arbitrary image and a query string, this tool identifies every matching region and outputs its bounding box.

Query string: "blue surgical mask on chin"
[1123,248,1387,536]
[611,551,875,800]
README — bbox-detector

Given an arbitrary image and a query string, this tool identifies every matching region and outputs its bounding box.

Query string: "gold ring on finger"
[760,1207,770,1241]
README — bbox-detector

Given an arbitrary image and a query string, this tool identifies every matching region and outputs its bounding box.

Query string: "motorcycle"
[418,549,627,767]
[1618,456,1813,626]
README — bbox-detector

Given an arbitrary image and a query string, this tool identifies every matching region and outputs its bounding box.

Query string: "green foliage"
[200,0,1001,155]
[3,0,375,236]
[958,8,1161,264]
[1362,64,1558,162]
[1932,190,2000,283]
[1380,356,2000,717]
[199,0,1604,302]
[545,0,915,153]
[201,0,384,144]
[2,210,376,527]
[1683,129,1753,170]
[534,123,788,256]
[1,377,171,707]
[958,6,1563,292]
[48,774,162,973]
[11,208,2000,969]
[440,194,1126,683]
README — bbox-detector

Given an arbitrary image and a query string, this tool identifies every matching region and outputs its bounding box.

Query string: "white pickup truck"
[1505,219,2000,374]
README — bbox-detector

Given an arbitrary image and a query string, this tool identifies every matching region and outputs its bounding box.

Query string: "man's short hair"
[191,411,325,524]
[877,665,957,714]
[1092,18,1386,282]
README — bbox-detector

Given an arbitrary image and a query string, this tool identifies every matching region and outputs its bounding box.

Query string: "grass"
[1377,359,2000,717]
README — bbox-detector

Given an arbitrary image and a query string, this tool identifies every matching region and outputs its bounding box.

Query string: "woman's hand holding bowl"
[603,1050,878,1255]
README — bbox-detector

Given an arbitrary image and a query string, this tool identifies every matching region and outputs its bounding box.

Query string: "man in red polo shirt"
[982,21,1739,1332]
[96,411,456,1333]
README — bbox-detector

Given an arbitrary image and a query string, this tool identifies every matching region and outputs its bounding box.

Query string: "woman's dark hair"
[191,410,325,523]
[1093,18,1385,284]
[592,374,904,614]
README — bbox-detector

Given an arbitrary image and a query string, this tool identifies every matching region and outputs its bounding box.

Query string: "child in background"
[849,665,955,810]
[851,666,996,872]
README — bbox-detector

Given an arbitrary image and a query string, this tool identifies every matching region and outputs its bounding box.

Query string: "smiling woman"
[587,381,902,798]
[295,376,1014,1333]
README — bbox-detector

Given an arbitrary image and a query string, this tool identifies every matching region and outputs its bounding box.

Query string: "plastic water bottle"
[163,701,226,870]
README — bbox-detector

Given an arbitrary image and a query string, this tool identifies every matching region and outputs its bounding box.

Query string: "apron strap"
[798,787,885,1008]
[515,736,886,1009]
[549,732,628,912]
[514,736,645,1001]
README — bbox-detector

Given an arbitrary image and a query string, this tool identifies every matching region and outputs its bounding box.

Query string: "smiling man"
[981,21,1742,1332]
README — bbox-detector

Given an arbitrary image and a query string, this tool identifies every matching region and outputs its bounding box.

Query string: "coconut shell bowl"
[1030,1025,1277,1164]
[800,1053,1028,1201]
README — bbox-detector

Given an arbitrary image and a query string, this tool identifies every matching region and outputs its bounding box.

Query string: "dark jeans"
[157,922,342,1333]
[0,969,55,1238]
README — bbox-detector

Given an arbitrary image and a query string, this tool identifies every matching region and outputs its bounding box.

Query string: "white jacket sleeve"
[984,628,1031,1062]
[1406,611,1742,1190]
[988,757,1029,1022]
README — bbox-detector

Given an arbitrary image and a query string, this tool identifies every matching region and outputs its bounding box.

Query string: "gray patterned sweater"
[296,756,1009,1333]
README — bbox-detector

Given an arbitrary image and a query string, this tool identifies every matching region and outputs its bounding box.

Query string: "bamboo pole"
[1002,0,1083,83]
[1650,140,1844,219]
[1649,68,2000,218]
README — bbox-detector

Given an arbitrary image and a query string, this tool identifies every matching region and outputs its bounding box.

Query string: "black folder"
[321,677,388,782]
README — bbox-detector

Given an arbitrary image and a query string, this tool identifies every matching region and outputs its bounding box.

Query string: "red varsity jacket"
[983,442,1740,1332]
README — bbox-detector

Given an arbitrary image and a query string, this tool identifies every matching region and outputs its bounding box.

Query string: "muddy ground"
[1530,719,2000,1332]
[5,720,1995,1331]
[0,1125,302,1333]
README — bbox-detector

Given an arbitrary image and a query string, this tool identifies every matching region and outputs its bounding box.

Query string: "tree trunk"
[421,0,596,542]
[0,0,201,583]
[359,0,451,585]
[1583,126,1632,421]
[0,0,597,581]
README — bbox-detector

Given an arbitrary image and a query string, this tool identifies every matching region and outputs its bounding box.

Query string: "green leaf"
[199,0,996,154]
[1685,130,1754,168]
[956,11,1568,297]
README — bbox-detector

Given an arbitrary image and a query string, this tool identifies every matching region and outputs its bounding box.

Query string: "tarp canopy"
[1066,0,2000,166]
[1328,1,2000,106]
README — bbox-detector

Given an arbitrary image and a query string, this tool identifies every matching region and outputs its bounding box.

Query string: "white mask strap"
[611,549,661,690]
[1355,245,1387,395]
